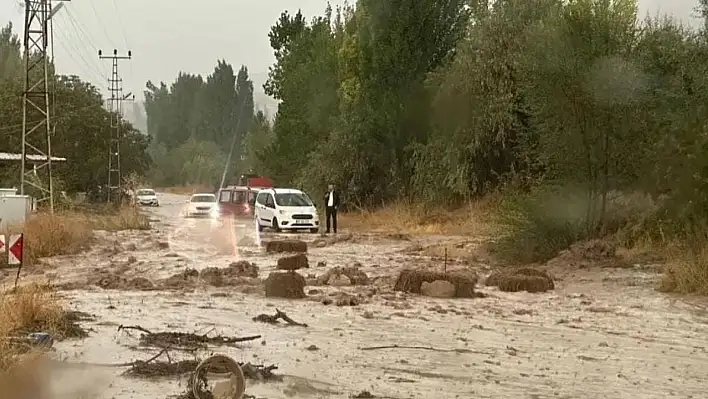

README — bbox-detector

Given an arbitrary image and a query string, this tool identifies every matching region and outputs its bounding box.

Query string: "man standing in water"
[324,184,340,234]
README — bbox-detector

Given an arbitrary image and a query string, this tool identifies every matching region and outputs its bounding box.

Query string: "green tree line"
[0,23,150,198]
[143,62,273,187]
[254,0,708,268]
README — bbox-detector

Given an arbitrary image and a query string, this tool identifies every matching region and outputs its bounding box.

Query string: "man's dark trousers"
[326,206,337,233]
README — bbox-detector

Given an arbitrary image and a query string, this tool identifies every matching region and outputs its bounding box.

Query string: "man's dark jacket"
[324,190,340,208]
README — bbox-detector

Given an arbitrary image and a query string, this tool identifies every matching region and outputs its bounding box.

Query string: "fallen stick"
[252,308,308,327]
[359,344,491,354]
[118,324,153,335]
[54,346,171,368]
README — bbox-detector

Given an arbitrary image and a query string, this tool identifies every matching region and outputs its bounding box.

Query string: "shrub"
[488,186,588,263]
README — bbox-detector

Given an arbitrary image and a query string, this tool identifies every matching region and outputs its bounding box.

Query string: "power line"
[98,49,133,204]
[109,0,133,85]
[0,103,105,133]
[89,0,116,48]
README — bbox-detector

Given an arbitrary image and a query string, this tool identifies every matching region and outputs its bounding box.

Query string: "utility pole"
[98,49,133,204]
[21,0,68,213]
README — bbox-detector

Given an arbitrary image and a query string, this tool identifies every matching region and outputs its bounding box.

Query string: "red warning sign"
[8,234,23,265]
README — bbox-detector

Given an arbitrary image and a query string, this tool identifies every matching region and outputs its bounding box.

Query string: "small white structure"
[0,188,17,197]
[0,195,32,230]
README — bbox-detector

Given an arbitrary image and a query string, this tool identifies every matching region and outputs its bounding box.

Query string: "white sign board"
[8,234,22,265]
[0,234,4,253]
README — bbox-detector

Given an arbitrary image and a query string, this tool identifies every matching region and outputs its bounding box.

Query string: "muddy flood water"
[8,193,708,398]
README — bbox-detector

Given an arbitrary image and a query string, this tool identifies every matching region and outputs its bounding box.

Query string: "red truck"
[217,174,273,218]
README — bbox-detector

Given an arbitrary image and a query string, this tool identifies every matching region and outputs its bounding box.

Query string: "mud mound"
[92,273,156,291]
[312,233,354,248]
[199,267,228,286]
[485,267,550,286]
[160,268,199,289]
[316,265,370,286]
[265,240,307,253]
[198,261,261,287]
[125,277,156,290]
[264,272,306,298]
[394,269,478,298]
[277,254,309,271]
[94,273,125,289]
[546,239,626,269]
[485,268,554,293]
[497,275,553,293]
[227,260,259,278]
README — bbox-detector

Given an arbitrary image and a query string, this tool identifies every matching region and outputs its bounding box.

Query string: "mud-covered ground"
[8,193,708,398]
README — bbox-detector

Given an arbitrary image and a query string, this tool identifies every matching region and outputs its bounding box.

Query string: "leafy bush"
[488,186,588,264]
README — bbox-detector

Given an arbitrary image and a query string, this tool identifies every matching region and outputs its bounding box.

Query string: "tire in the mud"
[393,269,478,298]
[265,239,307,253]
[264,271,307,298]
[276,253,309,271]
[485,267,554,293]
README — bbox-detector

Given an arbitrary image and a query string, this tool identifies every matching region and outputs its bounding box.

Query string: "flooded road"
[27,194,708,398]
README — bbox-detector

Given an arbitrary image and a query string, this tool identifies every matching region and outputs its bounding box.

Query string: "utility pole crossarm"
[98,49,133,204]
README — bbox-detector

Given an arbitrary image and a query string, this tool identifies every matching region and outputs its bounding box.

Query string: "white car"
[135,188,159,207]
[185,193,219,218]
[254,188,319,233]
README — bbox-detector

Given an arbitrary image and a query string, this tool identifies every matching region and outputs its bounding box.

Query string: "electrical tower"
[98,49,133,203]
[21,0,67,212]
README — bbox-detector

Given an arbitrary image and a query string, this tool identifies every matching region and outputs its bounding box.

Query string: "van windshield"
[137,189,155,196]
[191,195,216,203]
[274,193,312,207]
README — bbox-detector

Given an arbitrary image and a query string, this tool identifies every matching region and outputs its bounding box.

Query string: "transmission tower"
[21,0,67,212]
[98,49,133,203]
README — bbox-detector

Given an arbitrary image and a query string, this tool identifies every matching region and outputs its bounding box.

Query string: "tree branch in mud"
[359,344,492,355]
[124,356,281,380]
[117,324,261,349]
[58,345,173,368]
[252,308,308,327]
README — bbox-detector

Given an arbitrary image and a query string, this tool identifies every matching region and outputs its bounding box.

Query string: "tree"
[143,60,256,187]
[0,23,151,197]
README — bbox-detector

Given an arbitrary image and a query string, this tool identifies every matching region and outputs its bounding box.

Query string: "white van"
[254,188,319,233]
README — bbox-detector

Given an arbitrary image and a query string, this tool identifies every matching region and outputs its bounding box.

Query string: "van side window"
[256,192,267,205]
[219,190,231,203]
[232,191,245,203]
[265,194,275,208]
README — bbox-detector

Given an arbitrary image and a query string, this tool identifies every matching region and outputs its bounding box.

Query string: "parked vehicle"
[184,193,219,218]
[253,188,319,233]
[135,188,159,207]
[217,174,273,218]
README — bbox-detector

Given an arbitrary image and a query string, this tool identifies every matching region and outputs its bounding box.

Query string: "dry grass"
[159,184,212,195]
[659,243,708,295]
[338,199,498,236]
[6,205,149,264]
[0,284,70,399]
[0,284,63,368]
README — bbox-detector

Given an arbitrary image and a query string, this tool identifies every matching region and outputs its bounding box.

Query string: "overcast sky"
[0,0,702,112]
